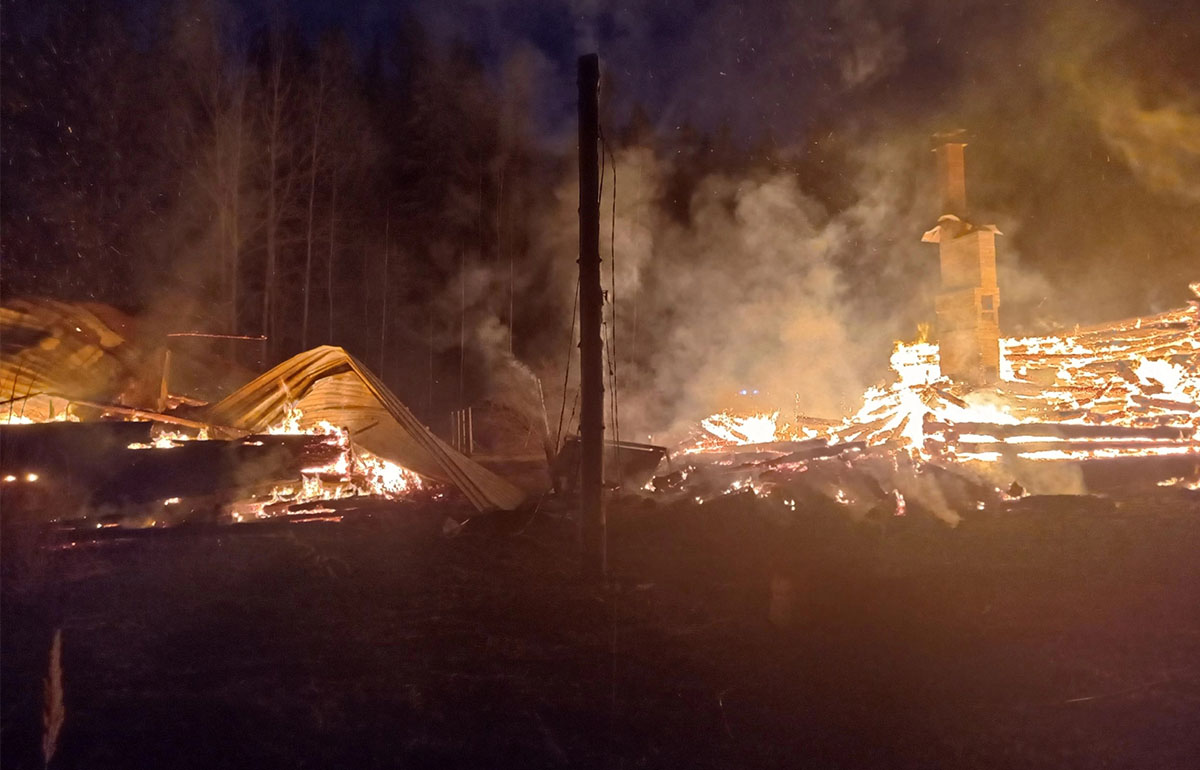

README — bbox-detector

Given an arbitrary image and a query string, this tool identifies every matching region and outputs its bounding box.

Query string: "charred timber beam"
[727,438,833,454]
[929,421,1194,441]
[1130,395,1200,413]
[951,439,1200,454]
[766,441,868,466]
[50,397,216,430]
[1,421,153,462]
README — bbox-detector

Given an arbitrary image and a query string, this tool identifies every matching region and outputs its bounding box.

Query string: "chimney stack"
[923,131,1002,385]
[933,131,968,219]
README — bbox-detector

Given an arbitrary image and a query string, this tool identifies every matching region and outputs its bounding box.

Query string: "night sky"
[123,1,1200,310]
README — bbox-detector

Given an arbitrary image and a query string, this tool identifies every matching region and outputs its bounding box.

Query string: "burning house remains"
[0,130,1196,535]
[4,2,1200,764]
[663,287,1198,528]
[665,137,1198,519]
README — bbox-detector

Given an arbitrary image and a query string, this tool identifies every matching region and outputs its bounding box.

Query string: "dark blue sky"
[5,0,1197,321]
[161,0,1200,318]
[272,0,1197,153]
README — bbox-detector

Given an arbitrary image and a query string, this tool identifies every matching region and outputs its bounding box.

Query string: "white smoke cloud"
[832,0,907,88]
[520,136,950,443]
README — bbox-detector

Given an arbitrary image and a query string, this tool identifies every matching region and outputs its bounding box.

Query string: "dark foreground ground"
[3,490,1200,769]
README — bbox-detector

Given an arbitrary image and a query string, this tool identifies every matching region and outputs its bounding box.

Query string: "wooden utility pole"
[577,53,606,580]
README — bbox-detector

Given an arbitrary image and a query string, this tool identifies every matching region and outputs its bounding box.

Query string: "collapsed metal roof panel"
[206,346,526,513]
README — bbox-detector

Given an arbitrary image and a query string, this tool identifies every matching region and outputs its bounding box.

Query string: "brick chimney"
[923,132,1001,385]
[933,139,968,218]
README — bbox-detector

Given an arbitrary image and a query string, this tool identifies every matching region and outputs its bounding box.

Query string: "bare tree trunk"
[459,248,466,410]
[326,167,336,344]
[379,207,390,376]
[497,165,512,353]
[261,44,291,363]
[262,85,278,358]
[228,83,244,335]
[186,22,247,340]
[478,160,486,264]
[301,73,325,350]
[427,308,434,418]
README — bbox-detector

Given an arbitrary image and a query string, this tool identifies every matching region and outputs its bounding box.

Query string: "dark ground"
[3,490,1200,769]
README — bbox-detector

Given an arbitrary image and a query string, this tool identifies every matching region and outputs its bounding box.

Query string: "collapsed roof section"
[206,346,526,513]
[0,298,146,421]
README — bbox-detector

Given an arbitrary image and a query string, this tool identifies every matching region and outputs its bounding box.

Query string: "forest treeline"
[2,0,553,387]
[1,0,804,426]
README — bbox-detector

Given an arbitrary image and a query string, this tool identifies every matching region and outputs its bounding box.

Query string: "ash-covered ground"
[3,492,1199,769]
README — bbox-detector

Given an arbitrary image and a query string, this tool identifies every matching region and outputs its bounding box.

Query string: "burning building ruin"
[676,282,1199,516]
[0,301,525,532]
[1,118,1195,535]
[664,133,1198,518]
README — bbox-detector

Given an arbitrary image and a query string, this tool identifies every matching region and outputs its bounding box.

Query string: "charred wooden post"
[577,53,606,580]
